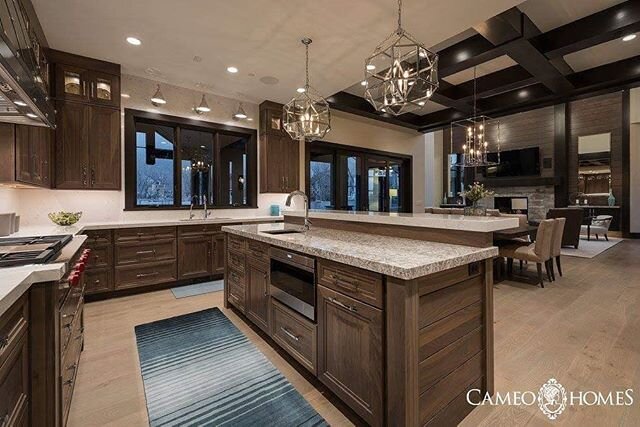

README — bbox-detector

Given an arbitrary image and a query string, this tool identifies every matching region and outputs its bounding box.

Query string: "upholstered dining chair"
[550,217,566,280]
[499,219,555,287]
[581,215,613,241]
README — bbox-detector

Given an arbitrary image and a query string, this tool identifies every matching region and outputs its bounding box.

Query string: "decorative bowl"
[48,211,82,226]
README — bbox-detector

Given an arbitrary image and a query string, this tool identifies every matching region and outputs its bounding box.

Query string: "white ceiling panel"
[518,0,625,33]
[442,55,517,85]
[564,36,640,72]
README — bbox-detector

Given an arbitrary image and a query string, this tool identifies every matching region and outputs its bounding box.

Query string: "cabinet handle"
[280,327,299,342]
[90,81,95,98]
[81,165,88,186]
[135,250,155,256]
[90,168,96,187]
[263,272,268,296]
[136,272,159,279]
[82,81,87,96]
[328,297,358,313]
[0,336,8,349]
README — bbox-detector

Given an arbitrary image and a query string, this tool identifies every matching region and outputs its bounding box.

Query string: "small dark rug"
[134,308,327,427]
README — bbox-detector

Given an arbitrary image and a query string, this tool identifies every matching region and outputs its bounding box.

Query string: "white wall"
[1,74,431,223]
[313,111,428,213]
[630,88,640,234]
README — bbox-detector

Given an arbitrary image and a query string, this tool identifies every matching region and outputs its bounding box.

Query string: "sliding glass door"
[306,141,411,213]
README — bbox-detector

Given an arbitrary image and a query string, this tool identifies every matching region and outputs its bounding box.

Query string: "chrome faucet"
[188,203,195,220]
[203,196,210,219]
[285,190,310,231]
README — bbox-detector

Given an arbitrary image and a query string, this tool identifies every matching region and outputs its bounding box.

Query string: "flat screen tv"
[482,147,540,177]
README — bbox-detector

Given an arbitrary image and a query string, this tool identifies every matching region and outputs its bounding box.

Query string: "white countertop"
[223,223,498,280]
[282,209,518,232]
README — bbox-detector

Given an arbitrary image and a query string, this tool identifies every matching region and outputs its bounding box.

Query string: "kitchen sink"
[261,229,305,235]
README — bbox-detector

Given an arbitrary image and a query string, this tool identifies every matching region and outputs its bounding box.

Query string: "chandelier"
[283,38,331,141]
[363,0,439,116]
[450,67,500,168]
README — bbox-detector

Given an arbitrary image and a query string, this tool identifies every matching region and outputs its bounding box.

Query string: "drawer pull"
[328,297,358,313]
[280,327,300,342]
[136,271,159,279]
[0,336,8,349]
[136,249,156,256]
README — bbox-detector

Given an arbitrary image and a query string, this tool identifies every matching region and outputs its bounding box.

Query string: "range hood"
[0,0,55,128]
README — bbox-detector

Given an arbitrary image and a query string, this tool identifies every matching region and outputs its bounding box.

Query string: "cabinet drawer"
[84,229,112,245]
[317,259,384,309]
[115,239,176,265]
[115,226,176,242]
[228,234,246,252]
[61,306,83,425]
[178,224,221,236]
[247,240,269,263]
[271,299,317,375]
[60,286,83,357]
[84,268,113,294]
[228,268,245,298]
[114,260,177,289]
[0,295,28,369]
[85,244,112,269]
[0,334,28,427]
[227,250,246,274]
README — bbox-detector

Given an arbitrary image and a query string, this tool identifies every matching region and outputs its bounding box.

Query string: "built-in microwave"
[269,247,316,322]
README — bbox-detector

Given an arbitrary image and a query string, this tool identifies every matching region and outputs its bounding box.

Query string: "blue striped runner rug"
[134,308,328,427]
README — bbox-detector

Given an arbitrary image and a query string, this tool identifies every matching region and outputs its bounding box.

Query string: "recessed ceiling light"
[418,101,425,106]
[227,66,238,73]
[26,113,37,119]
[126,36,142,46]
[14,100,27,107]
[622,34,637,42]
[121,93,130,98]
[360,81,367,86]
[366,64,376,71]
[297,87,306,93]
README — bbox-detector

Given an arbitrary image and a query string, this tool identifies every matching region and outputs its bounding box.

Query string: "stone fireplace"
[483,185,555,222]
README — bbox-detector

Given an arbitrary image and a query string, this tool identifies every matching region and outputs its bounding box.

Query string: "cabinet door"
[55,102,89,189]
[89,71,120,108]
[213,233,225,275]
[55,64,90,102]
[84,268,113,294]
[284,136,299,192]
[34,127,52,188]
[14,125,32,183]
[246,258,270,333]
[178,236,213,280]
[89,106,120,189]
[317,285,384,426]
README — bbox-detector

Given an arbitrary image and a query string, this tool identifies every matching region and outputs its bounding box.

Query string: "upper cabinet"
[0,123,53,188]
[259,101,300,193]
[49,50,121,190]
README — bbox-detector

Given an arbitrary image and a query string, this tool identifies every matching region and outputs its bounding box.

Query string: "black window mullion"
[174,126,181,207]
[214,132,222,207]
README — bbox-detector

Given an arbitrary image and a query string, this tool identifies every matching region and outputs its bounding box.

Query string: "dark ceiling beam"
[532,1,640,59]
[473,9,574,95]
[436,34,503,77]
[326,91,422,130]
[430,80,474,113]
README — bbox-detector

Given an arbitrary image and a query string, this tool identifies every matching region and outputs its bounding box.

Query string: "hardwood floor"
[68,239,640,426]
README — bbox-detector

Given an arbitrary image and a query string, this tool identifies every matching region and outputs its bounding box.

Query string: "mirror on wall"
[577,133,611,196]
[446,154,465,203]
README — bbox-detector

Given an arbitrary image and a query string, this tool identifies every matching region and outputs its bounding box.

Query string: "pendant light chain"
[397,0,402,32]
[303,38,312,89]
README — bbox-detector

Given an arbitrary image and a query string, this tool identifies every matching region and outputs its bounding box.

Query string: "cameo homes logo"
[467,378,634,420]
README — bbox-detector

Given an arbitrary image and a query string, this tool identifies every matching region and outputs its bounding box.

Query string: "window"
[306,141,411,213]
[125,109,257,209]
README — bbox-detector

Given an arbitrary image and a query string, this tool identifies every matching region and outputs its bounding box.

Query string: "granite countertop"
[222,223,498,280]
[9,215,283,238]
[0,235,87,317]
[282,209,518,232]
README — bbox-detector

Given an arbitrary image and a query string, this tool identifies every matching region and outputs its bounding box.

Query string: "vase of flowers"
[459,182,494,216]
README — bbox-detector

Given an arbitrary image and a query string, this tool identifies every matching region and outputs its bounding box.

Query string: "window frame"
[124,108,257,210]
[305,140,413,213]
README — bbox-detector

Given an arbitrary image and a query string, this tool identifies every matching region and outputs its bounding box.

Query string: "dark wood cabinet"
[0,123,52,188]
[84,229,114,295]
[213,233,225,275]
[178,235,213,279]
[259,101,299,193]
[245,258,270,333]
[317,284,384,426]
[50,50,121,190]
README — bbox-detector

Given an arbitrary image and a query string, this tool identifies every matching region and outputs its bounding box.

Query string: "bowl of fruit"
[48,211,82,226]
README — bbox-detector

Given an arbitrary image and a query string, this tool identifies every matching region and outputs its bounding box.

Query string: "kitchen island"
[222,219,507,427]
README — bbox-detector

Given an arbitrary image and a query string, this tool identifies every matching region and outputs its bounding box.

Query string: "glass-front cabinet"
[55,64,120,107]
